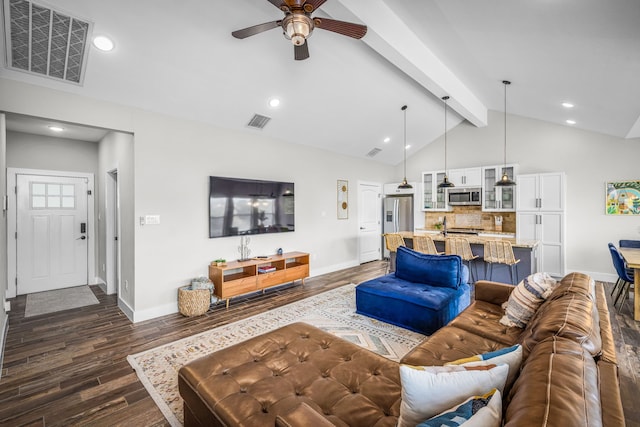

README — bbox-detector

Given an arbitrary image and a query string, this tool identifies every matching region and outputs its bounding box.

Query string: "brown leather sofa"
[178,272,625,426]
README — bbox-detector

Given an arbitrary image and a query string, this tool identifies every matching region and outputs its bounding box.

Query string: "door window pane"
[30,182,76,209]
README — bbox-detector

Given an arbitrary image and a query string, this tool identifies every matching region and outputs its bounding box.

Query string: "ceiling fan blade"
[267,0,286,9]
[294,42,310,60]
[232,21,281,39]
[303,0,327,12]
[314,18,367,39]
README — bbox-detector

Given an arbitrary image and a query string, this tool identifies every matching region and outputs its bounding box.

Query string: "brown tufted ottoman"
[178,322,401,427]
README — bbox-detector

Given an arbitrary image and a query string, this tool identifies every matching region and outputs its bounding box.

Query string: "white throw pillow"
[398,363,509,427]
[445,344,523,391]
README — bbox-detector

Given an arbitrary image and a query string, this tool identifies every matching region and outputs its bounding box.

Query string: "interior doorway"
[358,181,382,263]
[105,169,121,295]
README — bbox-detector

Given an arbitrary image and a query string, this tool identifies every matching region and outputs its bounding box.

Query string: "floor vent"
[3,0,92,84]
[247,114,271,130]
[366,147,382,157]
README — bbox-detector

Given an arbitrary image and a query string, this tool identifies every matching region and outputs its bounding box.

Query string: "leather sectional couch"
[178,272,625,426]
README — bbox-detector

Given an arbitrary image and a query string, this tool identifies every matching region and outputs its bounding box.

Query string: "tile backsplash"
[424,206,516,233]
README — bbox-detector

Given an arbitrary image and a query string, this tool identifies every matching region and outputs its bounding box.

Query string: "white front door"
[16,174,89,294]
[358,182,382,263]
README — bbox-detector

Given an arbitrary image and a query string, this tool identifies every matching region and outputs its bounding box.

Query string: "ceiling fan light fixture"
[284,14,312,46]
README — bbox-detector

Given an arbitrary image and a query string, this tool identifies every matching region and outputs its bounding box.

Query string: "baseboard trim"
[131,302,178,323]
[118,298,135,322]
[310,260,360,278]
[579,271,617,284]
[0,313,8,381]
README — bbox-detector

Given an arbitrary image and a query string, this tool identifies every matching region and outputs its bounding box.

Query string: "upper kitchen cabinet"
[422,171,449,211]
[449,167,482,187]
[516,172,564,211]
[482,165,518,212]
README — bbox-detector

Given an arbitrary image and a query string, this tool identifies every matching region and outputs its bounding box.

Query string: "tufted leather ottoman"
[178,322,402,427]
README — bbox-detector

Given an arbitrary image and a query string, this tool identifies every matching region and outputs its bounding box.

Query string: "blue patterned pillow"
[417,389,502,427]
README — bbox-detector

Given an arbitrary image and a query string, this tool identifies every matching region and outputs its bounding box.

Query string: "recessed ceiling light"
[48,126,64,132]
[268,98,280,108]
[562,102,574,108]
[93,35,114,52]
[383,137,391,143]
[405,144,411,150]
[566,119,576,125]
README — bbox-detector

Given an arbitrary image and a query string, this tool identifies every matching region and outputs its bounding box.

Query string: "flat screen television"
[209,176,295,238]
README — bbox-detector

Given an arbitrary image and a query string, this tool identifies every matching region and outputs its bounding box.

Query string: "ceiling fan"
[232,0,367,60]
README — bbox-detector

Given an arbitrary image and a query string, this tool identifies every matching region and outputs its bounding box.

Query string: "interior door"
[16,174,89,294]
[358,182,382,263]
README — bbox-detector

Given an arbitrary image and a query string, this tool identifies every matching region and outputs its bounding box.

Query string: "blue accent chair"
[355,246,471,335]
[620,239,640,248]
[608,243,634,312]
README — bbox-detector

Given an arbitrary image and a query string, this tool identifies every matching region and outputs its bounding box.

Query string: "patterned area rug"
[127,284,426,426]
[24,285,99,317]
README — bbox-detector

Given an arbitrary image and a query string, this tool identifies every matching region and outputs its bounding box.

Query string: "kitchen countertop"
[400,230,539,249]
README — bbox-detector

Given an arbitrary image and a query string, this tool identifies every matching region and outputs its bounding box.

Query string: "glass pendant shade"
[438,96,455,189]
[398,105,413,189]
[495,80,516,187]
[284,15,311,46]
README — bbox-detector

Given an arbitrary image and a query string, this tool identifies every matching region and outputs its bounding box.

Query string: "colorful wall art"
[606,181,640,215]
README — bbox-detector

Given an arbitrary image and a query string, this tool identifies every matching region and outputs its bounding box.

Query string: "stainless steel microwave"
[448,187,481,206]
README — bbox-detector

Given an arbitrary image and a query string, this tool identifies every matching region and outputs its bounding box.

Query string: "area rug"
[24,285,99,317]
[127,284,426,426]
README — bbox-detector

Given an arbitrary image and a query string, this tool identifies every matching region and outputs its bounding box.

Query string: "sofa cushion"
[449,301,523,346]
[400,325,509,367]
[417,389,502,427]
[500,272,558,328]
[398,364,508,427]
[395,246,468,289]
[505,336,602,427]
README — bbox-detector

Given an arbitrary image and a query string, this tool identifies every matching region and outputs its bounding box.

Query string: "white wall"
[0,78,394,322]
[402,110,640,281]
[0,114,8,369]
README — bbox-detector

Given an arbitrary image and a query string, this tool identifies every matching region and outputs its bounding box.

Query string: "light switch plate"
[144,215,161,225]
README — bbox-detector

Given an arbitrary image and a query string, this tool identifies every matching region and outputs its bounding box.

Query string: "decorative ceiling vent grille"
[247,114,271,130]
[3,0,92,84]
[366,147,382,157]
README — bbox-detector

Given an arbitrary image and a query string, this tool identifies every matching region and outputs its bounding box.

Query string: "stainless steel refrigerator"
[383,194,414,258]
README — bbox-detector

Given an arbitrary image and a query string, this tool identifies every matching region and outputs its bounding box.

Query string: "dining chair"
[608,243,626,297]
[608,243,635,312]
[384,233,406,273]
[619,239,640,248]
[445,237,479,282]
[483,240,520,285]
[413,235,441,256]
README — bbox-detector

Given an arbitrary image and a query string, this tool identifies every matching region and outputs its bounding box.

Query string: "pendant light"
[495,80,516,186]
[438,96,455,188]
[398,105,413,189]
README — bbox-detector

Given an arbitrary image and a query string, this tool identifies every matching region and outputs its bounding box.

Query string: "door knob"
[77,236,87,240]
[360,227,365,230]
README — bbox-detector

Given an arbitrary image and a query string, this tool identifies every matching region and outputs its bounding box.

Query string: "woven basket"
[178,287,210,317]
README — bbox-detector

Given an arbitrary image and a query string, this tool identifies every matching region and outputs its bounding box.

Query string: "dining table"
[619,247,640,321]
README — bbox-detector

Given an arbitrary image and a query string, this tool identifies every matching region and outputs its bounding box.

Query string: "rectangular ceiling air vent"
[247,114,271,130]
[366,147,382,157]
[3,0,92,84]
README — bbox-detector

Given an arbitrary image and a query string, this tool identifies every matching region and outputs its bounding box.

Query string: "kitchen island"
[398,230,539,284]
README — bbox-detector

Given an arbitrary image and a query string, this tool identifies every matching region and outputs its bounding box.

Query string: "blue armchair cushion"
[395,246,467,289]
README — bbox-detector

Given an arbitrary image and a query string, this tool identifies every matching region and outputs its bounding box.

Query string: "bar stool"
[446,237,479,282]
[384,233,406,273]
[483,240,520,285]
[413,235,442,255]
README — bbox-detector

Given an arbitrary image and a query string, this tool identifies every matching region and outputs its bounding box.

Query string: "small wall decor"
[337,179,348,219]
[606,181,640,215]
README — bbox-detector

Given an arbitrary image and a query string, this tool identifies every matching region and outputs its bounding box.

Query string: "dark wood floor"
[0,262,638,426]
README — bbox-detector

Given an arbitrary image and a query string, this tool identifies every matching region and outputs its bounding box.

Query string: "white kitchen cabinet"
[422,171,450,211]
[482,164,517,212]
[516,172,564,211]
[516,172,566,277]
[449,167,482,187]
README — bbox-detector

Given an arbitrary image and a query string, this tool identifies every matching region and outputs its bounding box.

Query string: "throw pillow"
[416,389,502,427]
[500,272,558,328]
[397,363,509,427]
[445,344,523,392]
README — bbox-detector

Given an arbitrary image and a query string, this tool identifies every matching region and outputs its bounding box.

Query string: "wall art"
[606,181,640,215]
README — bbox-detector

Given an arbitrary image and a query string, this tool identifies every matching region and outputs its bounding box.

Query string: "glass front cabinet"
[422,171,450,211]
[482,165,517,211]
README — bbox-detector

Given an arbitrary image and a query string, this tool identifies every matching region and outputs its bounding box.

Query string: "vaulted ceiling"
[2,0,639,165]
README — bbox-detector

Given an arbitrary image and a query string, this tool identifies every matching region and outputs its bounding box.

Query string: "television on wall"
[209,176,295,238]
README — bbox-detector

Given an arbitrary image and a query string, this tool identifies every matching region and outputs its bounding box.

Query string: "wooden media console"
[209,252,310,308]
